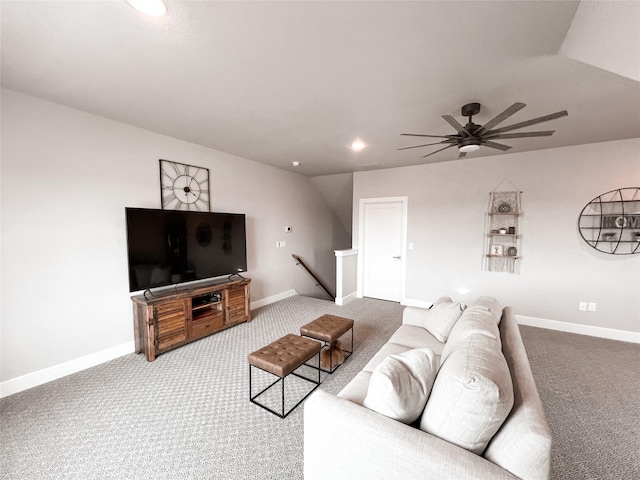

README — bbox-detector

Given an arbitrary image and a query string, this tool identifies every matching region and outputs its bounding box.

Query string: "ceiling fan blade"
[481,140,512,151]
[476,102,526,135]
[421,144,456,158]
[401,133,453,139]
[486,130,555,139]
[398,141,450,151]
[487,110,568,135]
[442,115,470,137]
[458,151,467,159]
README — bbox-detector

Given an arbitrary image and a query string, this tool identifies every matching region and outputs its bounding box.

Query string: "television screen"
[125,207,247,292]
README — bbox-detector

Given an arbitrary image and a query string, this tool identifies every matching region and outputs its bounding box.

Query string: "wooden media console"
[132,277,251,361]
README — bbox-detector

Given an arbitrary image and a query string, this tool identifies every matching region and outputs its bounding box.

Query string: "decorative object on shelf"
[578,187,640,255]
[485,188,522,273]
[159,159,210,211]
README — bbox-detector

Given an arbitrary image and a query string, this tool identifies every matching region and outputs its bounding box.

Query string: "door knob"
[392,256,401,259]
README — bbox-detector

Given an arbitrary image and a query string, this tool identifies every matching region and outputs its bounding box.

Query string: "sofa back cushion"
[483,308,552,480]
[363,348,438,424]
[471,296,503,324]
[441,306,501,364]
[420,334,514,454]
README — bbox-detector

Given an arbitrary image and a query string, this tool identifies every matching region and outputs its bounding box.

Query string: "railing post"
[334,249,358,305]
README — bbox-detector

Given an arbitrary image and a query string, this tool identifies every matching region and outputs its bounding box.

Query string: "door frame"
[357,196,408,303]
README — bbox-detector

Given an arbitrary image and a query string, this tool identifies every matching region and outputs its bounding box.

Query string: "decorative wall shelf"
[578,187,640,255]
[485,191,522,273]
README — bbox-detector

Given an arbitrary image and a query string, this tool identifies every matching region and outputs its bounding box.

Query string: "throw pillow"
[363,348,438,424]
[420,335,514,454]
[423,301,466,342]
[432,295,452,306]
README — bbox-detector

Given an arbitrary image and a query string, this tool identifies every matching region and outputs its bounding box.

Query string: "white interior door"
[361,198,406,302]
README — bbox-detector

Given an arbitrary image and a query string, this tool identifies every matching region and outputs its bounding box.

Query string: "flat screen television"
[125,207,247,292]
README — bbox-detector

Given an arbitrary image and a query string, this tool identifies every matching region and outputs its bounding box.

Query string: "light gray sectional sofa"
[304,296,552,480]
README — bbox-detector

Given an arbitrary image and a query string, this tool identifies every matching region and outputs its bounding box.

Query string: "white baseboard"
[335,291,357,306]
[0,341,136,399]
[516,315,640,344]
[250,289,297,310]
[399,299,640,344]
[1,290,300,399]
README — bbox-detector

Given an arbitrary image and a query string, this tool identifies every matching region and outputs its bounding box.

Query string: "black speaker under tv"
[125,207,247,292]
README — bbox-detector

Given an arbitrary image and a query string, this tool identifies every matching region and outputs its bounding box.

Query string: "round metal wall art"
[578,187,640,255]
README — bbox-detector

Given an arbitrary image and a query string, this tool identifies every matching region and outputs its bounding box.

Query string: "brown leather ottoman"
[248,334,321,418]
[300,314,354,373]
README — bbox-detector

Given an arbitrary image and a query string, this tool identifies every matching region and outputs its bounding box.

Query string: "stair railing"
[291,254,335,301]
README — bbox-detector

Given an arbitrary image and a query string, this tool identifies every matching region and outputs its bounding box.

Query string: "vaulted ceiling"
[2,1,639,176]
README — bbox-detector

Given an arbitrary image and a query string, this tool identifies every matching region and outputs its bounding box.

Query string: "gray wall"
[0,89,342,383]
[353,138,640,334]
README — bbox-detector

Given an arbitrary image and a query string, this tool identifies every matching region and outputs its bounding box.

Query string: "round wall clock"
[159,159,210,211]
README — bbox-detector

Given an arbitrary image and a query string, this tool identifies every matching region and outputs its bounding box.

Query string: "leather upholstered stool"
[300,314,354,373]
[248,334,321,418]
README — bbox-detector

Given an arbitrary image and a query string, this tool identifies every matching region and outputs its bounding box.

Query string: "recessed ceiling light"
[126,0,167,17]
[351,139,366,151]
[292,161,300,167]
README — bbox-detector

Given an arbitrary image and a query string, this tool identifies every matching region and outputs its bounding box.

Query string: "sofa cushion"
[387,325,446,355]
[363,348,438,424]
[420,334,514,454]
[469,296,503,324]
[441,308,501,364]
[402,300,466,343]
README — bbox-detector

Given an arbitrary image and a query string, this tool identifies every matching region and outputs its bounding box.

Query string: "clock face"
[159,160,210,211]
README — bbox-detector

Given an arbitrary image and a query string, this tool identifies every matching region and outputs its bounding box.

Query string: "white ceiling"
[2,0,639,177]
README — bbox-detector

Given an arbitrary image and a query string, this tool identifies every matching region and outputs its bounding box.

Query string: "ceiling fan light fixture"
[459,139,481,153]
[126,0,167,17]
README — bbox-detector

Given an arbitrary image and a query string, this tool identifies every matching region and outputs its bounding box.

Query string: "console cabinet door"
[154,300,188,353]
[227,283,250,325]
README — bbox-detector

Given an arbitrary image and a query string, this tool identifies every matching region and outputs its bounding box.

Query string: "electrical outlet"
[579,302,587,311]
[588,302,597,312]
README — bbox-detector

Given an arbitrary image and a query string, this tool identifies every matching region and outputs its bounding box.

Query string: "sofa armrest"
[304,390,519,480]
[401,305,430,326]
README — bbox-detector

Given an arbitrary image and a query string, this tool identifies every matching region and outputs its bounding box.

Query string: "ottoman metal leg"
[249,350,321,418]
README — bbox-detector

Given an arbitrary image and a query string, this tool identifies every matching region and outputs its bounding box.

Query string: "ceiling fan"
[399,102,568,159]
